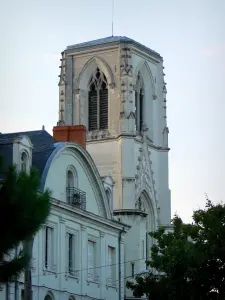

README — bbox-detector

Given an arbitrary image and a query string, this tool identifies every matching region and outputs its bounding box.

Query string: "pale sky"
[0,0,224,222]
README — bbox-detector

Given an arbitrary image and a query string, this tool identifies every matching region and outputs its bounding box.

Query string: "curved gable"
[40,142,111,219]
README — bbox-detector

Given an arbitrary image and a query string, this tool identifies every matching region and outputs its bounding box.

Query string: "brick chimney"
[53,125,86,149]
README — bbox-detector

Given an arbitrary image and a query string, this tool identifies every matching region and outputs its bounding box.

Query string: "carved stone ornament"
[135,149,152,197]
[128,111,135,119]
[163,82,167,94]
[100,231,105,238]
[120,46,132,75]
[86,129,111,141]
[58,51,66,86]
[81,225,86,231]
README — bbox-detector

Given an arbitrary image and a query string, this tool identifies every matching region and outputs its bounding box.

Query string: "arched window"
[21,151,28,172]
[67,166,78,188]
[67,170,74,188]
[135,72,144,133]
[44,292,54,300]
[88,68,108,131]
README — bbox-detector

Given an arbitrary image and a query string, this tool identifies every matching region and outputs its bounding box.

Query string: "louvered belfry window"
[88,68,108,131]
[135,72,144,132]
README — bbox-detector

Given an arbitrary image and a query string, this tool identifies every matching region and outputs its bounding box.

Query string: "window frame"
[66,165,78,188]
[65,228,79,278]
[87,235,99,282]
[107,246,116,284]
[43,222,57,272]
[88,68,108,131]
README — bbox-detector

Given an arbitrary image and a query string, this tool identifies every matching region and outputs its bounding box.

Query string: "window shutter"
[88,90,98,131]
[99,88,108,130]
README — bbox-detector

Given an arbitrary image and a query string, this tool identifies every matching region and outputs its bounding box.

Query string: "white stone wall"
[0,141,127,300]
[29,208,122,300]
[9,206,123,300]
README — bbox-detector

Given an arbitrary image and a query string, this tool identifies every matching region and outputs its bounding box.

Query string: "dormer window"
[66,166,86,210]
[21,151,28,172]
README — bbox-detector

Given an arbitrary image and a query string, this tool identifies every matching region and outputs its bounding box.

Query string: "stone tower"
[58,36,171,295]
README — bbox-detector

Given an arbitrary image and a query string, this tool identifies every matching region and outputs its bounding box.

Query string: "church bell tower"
[58,36,171,291]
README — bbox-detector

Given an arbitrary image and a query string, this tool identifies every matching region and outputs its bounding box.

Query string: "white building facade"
[0,130,129,300]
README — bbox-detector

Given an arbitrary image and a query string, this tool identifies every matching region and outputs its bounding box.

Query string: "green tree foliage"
[127,199,225,300]
[0,157,51,283]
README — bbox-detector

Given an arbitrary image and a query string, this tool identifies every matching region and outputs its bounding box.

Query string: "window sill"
[106,279,117,291]
[65,272,79,283]
[43,269,57,277]
[87,276,100,287]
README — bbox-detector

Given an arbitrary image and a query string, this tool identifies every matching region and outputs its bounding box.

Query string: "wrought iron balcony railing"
[66,187,86,210]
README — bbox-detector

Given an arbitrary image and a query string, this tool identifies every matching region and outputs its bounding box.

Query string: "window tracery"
[88,68,108,131]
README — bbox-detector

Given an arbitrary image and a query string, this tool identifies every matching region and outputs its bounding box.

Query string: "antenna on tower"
[112,0,114,36]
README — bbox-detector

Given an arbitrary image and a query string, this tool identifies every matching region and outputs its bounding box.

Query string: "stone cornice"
[113,209,148,218]
[51,198,130,232]
[87,135,170,152]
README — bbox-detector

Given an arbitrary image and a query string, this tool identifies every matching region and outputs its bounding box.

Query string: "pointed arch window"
[88,68,108,131]
[135,72,144,133]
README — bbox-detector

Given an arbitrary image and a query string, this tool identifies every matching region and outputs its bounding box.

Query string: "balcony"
[66,187,86,210]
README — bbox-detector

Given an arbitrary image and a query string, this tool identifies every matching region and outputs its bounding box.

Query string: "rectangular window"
[108,246,116,283]
[44,226,54,270]
[131,262,135,277]
[141,240,145,259]
[68,233,75,275]
[88,240,96,280]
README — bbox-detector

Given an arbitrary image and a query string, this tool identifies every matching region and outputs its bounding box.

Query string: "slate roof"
[0,130,57,178]
[66,36,162,59]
